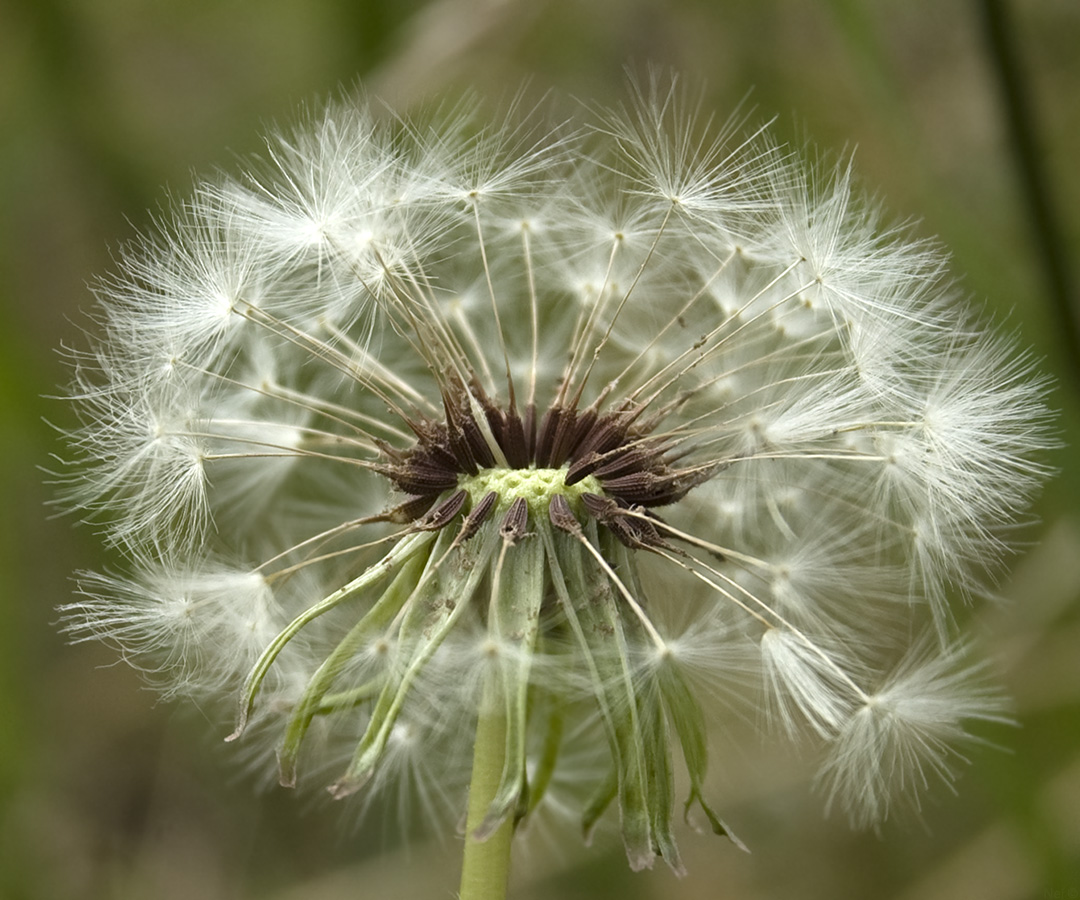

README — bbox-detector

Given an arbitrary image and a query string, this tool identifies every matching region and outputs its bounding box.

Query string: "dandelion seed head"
[55,78,1053,873]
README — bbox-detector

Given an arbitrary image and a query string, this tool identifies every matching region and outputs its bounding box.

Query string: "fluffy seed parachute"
[58,78,1052,872]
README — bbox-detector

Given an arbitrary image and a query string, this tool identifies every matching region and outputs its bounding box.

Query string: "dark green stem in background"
[978,0,1080,382]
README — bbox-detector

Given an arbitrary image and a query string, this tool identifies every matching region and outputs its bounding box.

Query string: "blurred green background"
[2,1,1078,897]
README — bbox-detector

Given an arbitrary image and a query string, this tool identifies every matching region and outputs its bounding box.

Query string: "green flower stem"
[459,680,514,900]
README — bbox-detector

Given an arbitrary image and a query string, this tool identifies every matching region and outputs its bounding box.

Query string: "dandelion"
[57,77,1052,898]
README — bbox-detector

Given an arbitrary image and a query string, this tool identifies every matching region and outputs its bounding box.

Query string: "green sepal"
[638,697,684,875]
[313,680,383,715]
[543,522,654,871]
[519,680,565,823]
[275,548,430,787]
[330,524,497,797]
[476,532,546,838]
[581,765,618,843]
[228,530,434,741]
[660,660,747,850]
[608,538,684,874]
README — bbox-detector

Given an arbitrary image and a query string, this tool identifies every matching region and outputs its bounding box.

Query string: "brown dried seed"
[500,496,530,543]
[456,491,498,543]
[502,408,529,469]
[535,405,566,467]
[548,493,582,535]
[581,491,619,520]
[389,463,461,494]
[417,489,468,530]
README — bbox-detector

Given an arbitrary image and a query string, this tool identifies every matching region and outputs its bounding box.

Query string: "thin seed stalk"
[459,677,514,900]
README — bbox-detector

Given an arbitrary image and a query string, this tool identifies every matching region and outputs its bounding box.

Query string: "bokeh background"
[2,1,1078,898]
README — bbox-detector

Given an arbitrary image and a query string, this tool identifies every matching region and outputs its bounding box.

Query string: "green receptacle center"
[459,466,603,517]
